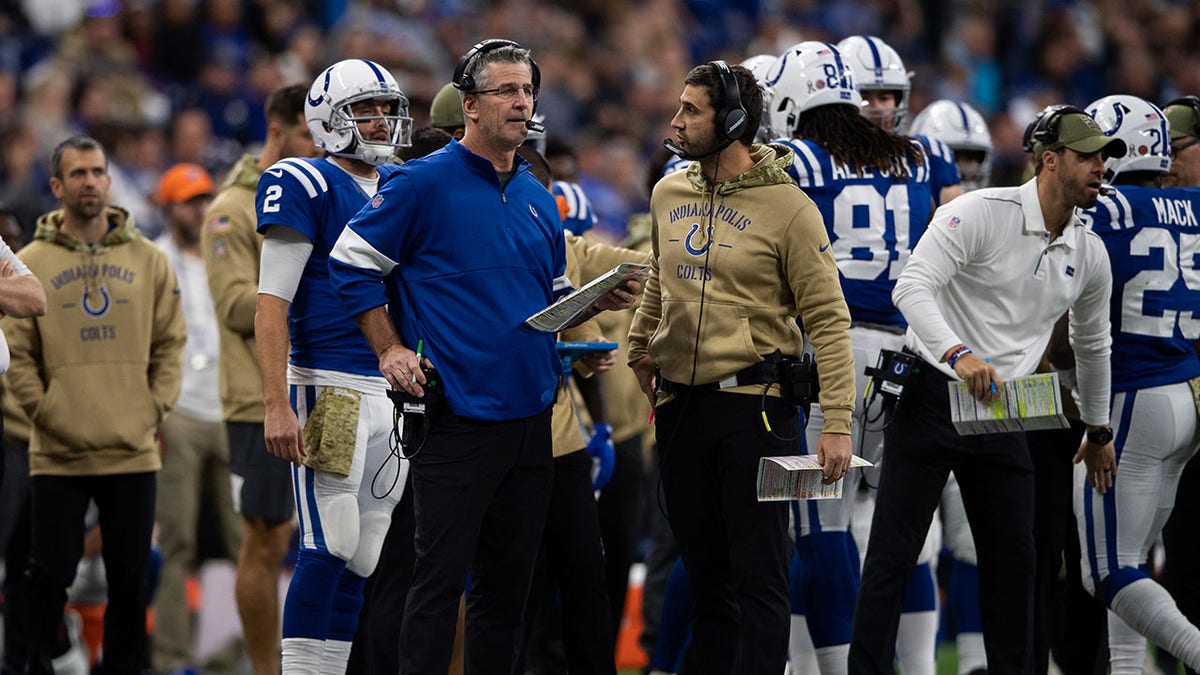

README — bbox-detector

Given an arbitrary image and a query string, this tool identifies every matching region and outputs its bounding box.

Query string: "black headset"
[452,38,541,93]
[1022,104,1087,153]
[1164,96,1200,136]
[710,60,748,145]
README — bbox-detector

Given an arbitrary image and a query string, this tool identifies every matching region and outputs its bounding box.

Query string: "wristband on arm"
[946,345,973,369]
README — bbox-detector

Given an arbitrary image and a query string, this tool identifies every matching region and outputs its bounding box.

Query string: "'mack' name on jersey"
[1079,184,1200,392]
[773,137,935,327]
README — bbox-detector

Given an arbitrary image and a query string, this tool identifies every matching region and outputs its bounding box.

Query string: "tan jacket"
[594,217,654,446]
[628,144,855,434]
[203,155,265,423]
[549,233,651,457]
[4,206,186,475]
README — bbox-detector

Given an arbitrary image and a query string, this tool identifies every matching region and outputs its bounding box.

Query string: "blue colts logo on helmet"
[308,67,333,107]
[1098,101,1127,137]
[81,285,110,318]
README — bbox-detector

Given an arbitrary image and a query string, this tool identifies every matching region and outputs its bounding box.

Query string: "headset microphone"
[663,137,729,161]
[526,118,546,133]
[1099,184,1116,197]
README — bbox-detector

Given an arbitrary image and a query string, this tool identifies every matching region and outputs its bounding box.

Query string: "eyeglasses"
[472,84,538,102]
[1171,138,1200,157]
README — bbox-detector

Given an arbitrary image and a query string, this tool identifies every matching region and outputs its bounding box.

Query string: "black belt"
[659,356,784,395]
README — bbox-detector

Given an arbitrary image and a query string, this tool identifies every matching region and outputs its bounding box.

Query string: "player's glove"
[586,422,615,491]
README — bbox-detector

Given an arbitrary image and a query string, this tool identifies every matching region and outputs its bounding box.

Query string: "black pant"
[28,471,157,675]
[638,443,677,660]
[399,407,554,674]
[347,473,416,675]
[521,449,615,674]
[1028,421,1106,675]
[656,391,793,675]
[1050,489,1108,675]
[598,434,643,640]
[1,439,32,674]
[1163,452,1200,675]
[849,362,1035,675]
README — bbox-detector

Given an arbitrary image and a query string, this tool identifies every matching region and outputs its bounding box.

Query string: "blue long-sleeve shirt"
[329,140,571,421]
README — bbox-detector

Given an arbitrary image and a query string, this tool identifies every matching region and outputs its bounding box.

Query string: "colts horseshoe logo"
[308,68,332,107]
[81,285,110,318]
[684,223,714,257]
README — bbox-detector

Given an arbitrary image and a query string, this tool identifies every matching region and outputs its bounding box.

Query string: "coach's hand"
[1073,428,1116,494]
[951,352,1002,404]
[816,432,852,485]
[630,355,658,409]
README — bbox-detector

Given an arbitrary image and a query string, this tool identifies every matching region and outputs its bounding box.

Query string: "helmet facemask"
[327,91,414,166]
[306,59,414,166]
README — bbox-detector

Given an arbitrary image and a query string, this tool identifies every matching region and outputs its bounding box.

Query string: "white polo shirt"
[0,237,32,374]
[893,176,1113,425]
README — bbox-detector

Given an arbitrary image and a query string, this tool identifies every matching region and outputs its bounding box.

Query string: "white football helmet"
[1086,94,1171,180]
[740,54,778,142]
[911,99,993,190]
[836,35,911,130]
[740,54,777,85]
[305,59,413,166]
[764,41,861,138]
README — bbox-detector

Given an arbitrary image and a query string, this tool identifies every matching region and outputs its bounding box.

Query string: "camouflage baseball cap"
[430,82,464,130]
[1037,111,1127,159]
[1164,97,1200,140]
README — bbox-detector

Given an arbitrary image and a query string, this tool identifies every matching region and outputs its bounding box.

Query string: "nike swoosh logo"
[267,169,284,178]
[819,243,830,252]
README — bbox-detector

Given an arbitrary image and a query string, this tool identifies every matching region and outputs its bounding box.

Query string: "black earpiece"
[1164,96,1200,136]
[710,60,748,145]
[1023,104,1086,153]
[452,38,541,93]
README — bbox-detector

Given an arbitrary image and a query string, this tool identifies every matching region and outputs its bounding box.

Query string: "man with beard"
[254,60,412,674]
[202,82,320,675]
[328,40,638,673]
[849,106,1124,674]
[627,60,857,674]
[3,135,185,674]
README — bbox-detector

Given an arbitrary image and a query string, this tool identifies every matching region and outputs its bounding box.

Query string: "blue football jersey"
[775,137,935,326]
[1078,184,1200,392]
[914,134,962,207]
[256,157,401,377]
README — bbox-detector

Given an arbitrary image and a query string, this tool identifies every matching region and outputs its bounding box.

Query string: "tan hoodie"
[3,205,186,476]
[202,154,266,423]
[628,144,855,434]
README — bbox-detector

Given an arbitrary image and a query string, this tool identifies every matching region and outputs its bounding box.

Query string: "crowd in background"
[2,0,1200,242]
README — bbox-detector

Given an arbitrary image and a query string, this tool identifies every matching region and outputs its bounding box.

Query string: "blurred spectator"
[5,134,185,675]
[0,122,53,239]
[274,22,323,86]
[152,162,241,674]
[1,0,1200,249]
[91,121,161,238]
[152,0,205,87]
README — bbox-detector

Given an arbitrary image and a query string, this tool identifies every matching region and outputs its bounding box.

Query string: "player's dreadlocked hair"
[792,105,924,179]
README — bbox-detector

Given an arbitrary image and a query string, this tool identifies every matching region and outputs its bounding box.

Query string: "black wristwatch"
[1086,426,1114,445]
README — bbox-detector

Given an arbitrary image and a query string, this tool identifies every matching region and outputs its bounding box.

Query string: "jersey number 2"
[262,185,283,214]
